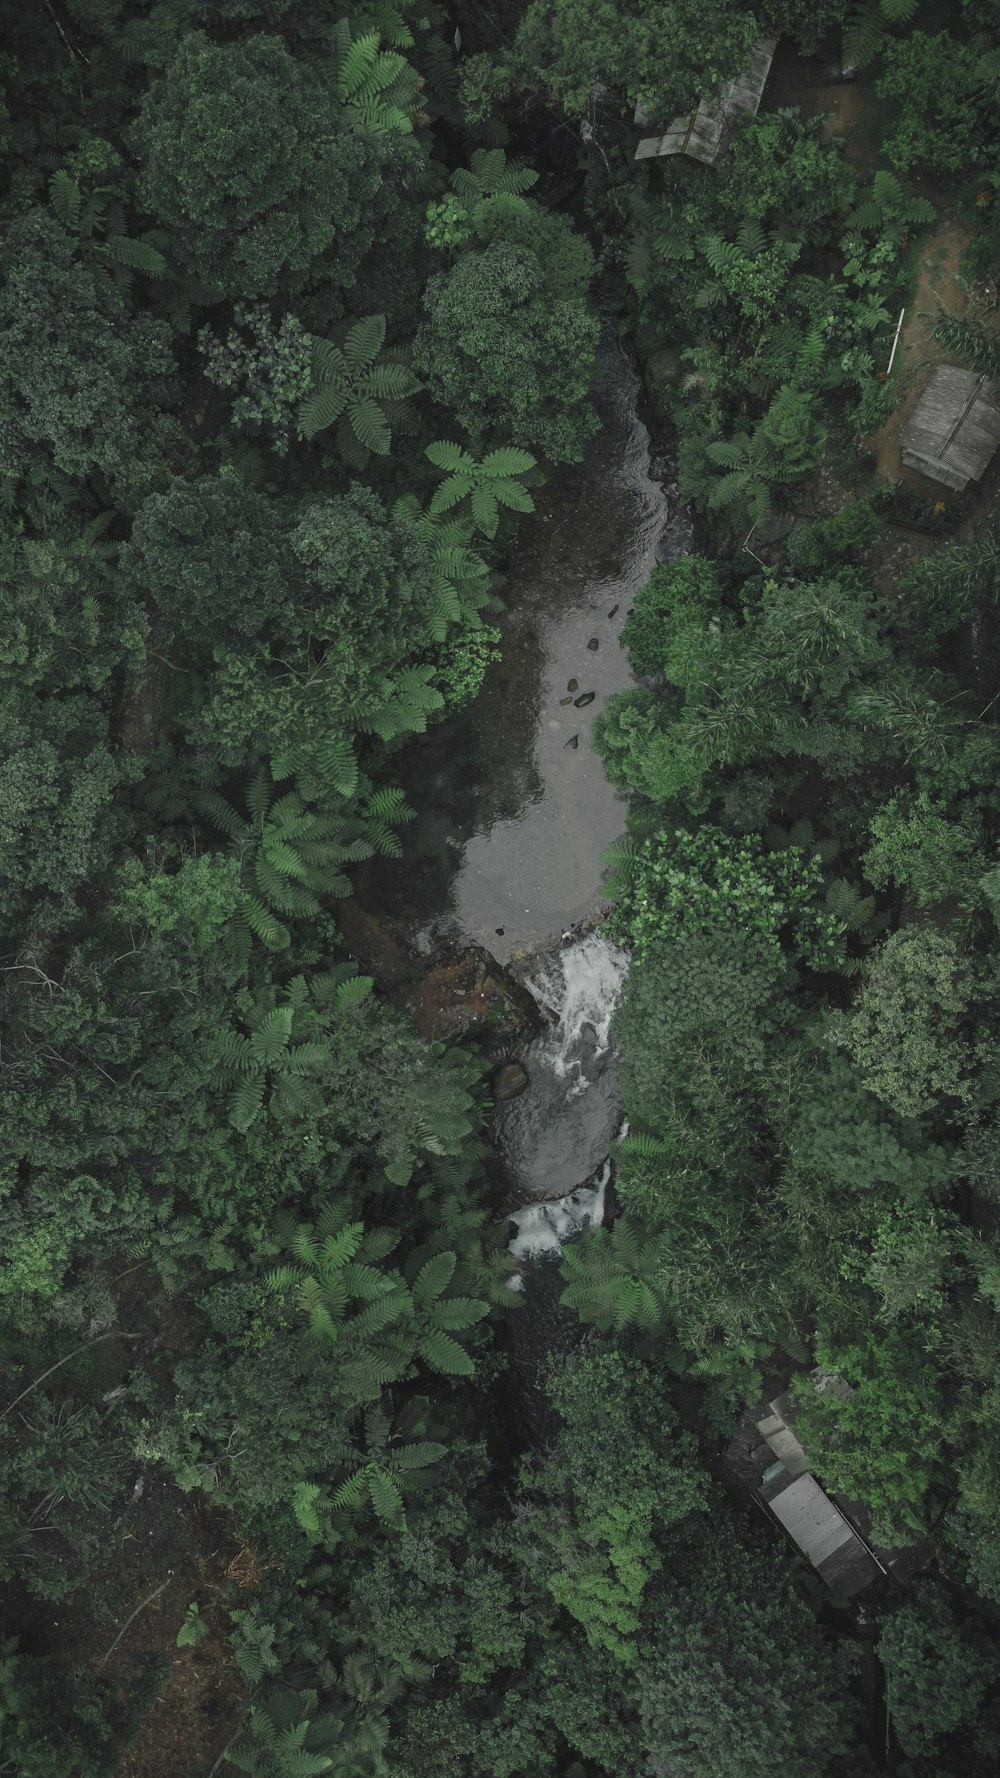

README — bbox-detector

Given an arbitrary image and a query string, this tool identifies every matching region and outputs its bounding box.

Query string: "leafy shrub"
[792,1326,944,1537]
[879,1584,994,1757]
[621,557,724,676]
[840,927,978,1117]
[608,826,844,968]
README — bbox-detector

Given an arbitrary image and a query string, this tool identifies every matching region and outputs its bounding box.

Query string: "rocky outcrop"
[492,1062,529,1101]
[332,898,541,1047]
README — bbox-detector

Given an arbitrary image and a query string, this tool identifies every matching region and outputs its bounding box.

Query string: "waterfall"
[524,931,631,1077]
[498,929,629,1220]
[508,1157,611,1260]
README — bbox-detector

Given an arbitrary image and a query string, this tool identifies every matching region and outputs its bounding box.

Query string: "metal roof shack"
[635,30,778,165]
[760,1470,881,1596]
[901,366,1000,492]
[754,1384,882,1598]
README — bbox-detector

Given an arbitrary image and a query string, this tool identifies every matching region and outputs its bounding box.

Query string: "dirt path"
[871,217,973,485]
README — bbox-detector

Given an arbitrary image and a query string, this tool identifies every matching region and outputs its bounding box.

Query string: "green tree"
[792,1326,944,1538]
[620,556,724,677]
[0,210,179,501]
[517,1349,705,1663]
[877,31,990,174]
[637,1511,857,1778]
[132,32,397,298]
[839,928,978,1118]
[880,1583,994,1759]
[607,825,843,967]
[864,792,984,909]
[413,231,599,462]
[513,0,757,120]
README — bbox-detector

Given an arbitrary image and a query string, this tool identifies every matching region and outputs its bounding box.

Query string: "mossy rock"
[643,348,682,421]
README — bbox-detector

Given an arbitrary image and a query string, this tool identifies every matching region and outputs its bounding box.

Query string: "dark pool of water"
[367,330,689,964]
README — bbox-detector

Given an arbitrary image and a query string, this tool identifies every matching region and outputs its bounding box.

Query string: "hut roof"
[761,1471,881,1597]
[901,366,1000,492]
[635,30,778,165]
[753,1383,881,1597]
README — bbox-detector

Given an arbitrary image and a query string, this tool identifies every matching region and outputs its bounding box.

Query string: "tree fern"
[270,734,359,803]
[847,171,935,244]
[348,665,444,740]
[197,766,377,946]
[339,0,415,49]
[705,436,772,527]
[451,148,537,204]
[331,19,424,134]
[299,315,420,459]
[270,1208,488,1386]
[48,169,166,282]
[426,440,535,540]
[215,995,329,1132]
[844,0,917,69]
[559,1219,670,1335]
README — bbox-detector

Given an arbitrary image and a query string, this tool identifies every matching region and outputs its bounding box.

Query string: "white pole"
[886,307,906,378]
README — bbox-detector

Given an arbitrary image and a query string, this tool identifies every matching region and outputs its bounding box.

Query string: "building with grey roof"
[635,30,779,165]
[901,367,1000,492]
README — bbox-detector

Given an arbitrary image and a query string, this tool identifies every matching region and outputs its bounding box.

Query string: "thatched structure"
[901,367,1000,491]
[635,30,778,165]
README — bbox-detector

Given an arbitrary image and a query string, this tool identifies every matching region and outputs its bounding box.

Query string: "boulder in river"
[587,637,599,651]
[607,604,619,618]
[573,691,595,708]
[559,695,573,705]
[564,734,579,749]
[644,348,682,424]
[493,1061,529,1102]
[567,678,578,692]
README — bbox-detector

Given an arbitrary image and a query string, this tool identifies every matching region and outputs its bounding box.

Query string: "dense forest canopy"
[1,0,1000,1774]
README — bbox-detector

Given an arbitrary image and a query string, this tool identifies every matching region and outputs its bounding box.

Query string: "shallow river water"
[370,330,686,964]
[372,333,687,1346]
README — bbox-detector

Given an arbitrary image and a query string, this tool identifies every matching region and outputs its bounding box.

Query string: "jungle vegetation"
[0,1,999,1775]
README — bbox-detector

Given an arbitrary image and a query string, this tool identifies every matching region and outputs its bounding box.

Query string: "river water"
[371,333,687,1329]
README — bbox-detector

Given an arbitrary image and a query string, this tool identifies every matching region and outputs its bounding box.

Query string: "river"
[369,332,688,1412]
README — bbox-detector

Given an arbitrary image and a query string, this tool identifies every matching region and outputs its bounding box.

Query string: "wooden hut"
[901,367,1000,492]
[759,1469,881,1596]
[635,30,778,165]
[754,1387,882,1598]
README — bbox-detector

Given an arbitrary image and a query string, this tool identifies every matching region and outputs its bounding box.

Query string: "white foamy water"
[497,923,632,1259]
[524,931,630,1079]
[508,1160,610,1259]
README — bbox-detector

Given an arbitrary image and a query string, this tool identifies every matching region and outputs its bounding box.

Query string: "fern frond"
[412,1251,456,1306]
[418,1328,475,1376]
[49,169,81,233]
[343,312,387,374]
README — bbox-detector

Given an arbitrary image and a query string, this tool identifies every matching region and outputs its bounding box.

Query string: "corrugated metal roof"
[635,30,778,165]
[901,367,1000,491]
[763,1472,880,1597]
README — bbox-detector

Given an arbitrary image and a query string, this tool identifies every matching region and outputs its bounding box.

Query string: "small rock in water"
[587,637,599,651]
[559,695,573,705]
[627,606,634,616]
[573,691,595,708]
[492,1061,529,1102]
[607,603,619,618]
[564,734,579,749]
[495,927,505,936]
[567,678,578,692]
